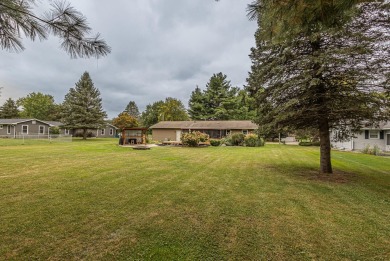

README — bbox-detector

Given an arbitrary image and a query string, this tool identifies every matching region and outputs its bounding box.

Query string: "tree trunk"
[83,128,87,140]
[319,118,332,174]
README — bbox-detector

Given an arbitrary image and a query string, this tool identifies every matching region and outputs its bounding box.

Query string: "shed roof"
[150,121,258,130]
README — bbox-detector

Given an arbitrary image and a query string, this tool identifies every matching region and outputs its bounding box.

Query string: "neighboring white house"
[331,122,390,152]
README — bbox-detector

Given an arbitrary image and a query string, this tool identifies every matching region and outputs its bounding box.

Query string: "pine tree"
[0,0,110,58]
[188,86,206,120]
[0,98,19,118]
[247,2,390,173]
[188,73,256,120]
[124,101,140,119]
[61,72,107,139]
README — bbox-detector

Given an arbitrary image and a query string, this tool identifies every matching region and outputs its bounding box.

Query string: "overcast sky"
[0,0,257,119]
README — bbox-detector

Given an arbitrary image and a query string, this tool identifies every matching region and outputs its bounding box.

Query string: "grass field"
[0,138,389,260]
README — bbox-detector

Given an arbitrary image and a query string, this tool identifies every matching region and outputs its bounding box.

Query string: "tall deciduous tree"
[141,100,165,128]
[112,112,138,131]
[17,92,56,120]
[141,98,189,127]
[159,97,189,121]
[61,72,107,139]
[124,101,140,119]
[0,0,110,58]
[0,98,19,118]
[247,2,390,173]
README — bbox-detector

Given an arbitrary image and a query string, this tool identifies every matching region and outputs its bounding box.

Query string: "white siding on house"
[353,131,388,151]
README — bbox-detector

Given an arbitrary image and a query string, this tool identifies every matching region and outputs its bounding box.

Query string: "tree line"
[0,71,256,130]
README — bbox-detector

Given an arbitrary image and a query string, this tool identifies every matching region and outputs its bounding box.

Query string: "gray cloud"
[0,0,257,118]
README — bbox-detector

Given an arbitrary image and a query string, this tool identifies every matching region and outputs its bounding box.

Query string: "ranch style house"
[150,120,258,142]
[331,121,390,152]
[0,118,118,138]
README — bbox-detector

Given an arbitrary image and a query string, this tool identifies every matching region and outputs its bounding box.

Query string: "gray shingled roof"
[361,121,390,130]
[150,121,258,130]
[0,118,62,127]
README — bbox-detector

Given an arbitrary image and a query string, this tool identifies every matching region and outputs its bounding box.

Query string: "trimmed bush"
[210,139,221,146]
[231,133,245,146]
[181,131,209,147]
[312,141,320,146]
[244,134,265,147]
[299,141,313,146]
[220,136,232,146]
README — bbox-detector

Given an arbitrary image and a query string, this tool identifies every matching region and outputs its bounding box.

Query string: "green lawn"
[0,138,389,260]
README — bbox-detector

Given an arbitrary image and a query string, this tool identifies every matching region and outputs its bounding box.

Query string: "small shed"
[121,128,148,145]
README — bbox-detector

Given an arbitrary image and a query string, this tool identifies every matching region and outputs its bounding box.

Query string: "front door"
[176,130,182,141]
[386,133,390,152]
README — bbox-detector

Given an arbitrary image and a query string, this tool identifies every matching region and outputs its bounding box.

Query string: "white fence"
[0,134,73,142]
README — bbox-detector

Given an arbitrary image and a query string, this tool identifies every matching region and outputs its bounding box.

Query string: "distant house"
[150,120,258,142]
[70,123,118,138]
[0,118,55,138]
[331,122,390,152]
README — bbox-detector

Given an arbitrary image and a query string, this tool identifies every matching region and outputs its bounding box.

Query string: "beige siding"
[152,129,177,142]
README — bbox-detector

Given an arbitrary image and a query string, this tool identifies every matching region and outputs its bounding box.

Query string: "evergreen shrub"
[210,139,221,146]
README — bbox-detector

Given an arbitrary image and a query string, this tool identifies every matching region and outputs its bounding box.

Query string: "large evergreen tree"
[188,86,207,120]
[188,73,255,120]
[61,72,107,139]
[0,0,110,58]
[247,2,390,173]
[124,101,140,119]
[0,98,19,118]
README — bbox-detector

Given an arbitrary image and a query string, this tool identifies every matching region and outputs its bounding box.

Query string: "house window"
[0,125,3,129]
[7,125,11,134]
[22,125,28,134]
[64,129,70,135]
[101,129,105,135]
[109,128,114,135]
[369,130,379,139]
[39,125,45,134]
[242,130,248,135]
[226,130,231,136]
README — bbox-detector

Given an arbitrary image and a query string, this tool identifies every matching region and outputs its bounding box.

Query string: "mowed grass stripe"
[0,139,389,260]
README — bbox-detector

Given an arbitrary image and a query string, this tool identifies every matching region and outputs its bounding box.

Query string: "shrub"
[181,131,209,147]
[244,134,265,147]
[210,139,221,146]
[372,145,381,156]
[312,141,320,146]
[50,126,60,134]
[362,144,382,156]
[220,136,233,146]
[299,141,313,146]
[74,131,95,138]
[231,133,245,146]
